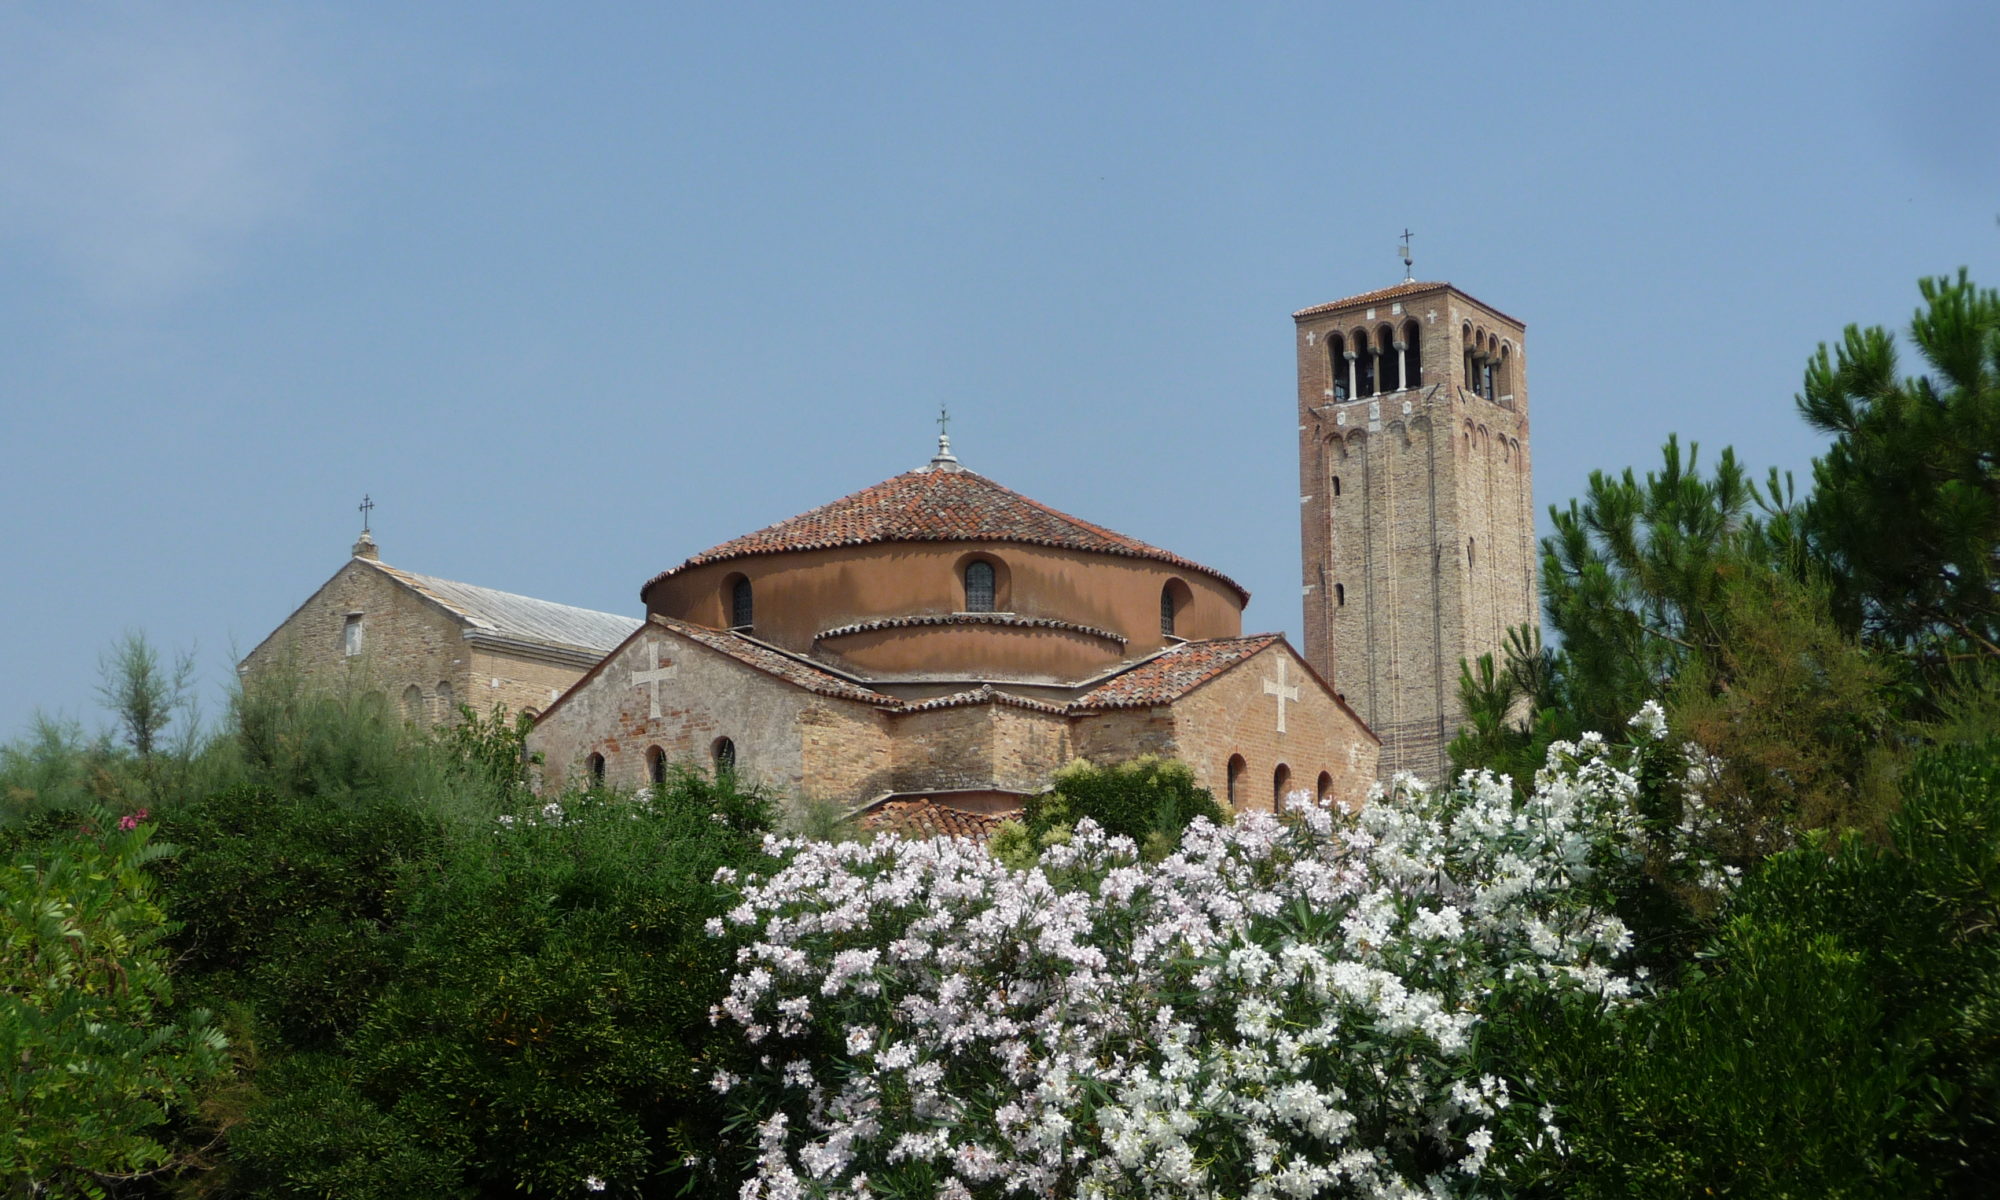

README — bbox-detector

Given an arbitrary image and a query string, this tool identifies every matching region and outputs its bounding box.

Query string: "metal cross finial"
[937,405,950,439]
[358,494,374,533]
[1398,229,1415,282]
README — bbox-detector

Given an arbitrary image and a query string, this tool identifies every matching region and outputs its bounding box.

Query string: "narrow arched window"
[713,737,737,778]
[1331,475,1342,497]
[402,685,423,723]
[1403,320,1423,388]
[435,681,455,723]
[964,560,996,612]
[730,577,754,629]
[1327,334,1347,400]
[1273,763,1292,809]
[1316,771,1334,804]
[646,746,666,786]
[1355,330,1376,397]
[586,752,606,785]
[1226,754,1246,809]
[1335,582,1346,606]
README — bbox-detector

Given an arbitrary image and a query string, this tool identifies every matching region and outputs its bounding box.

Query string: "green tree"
[1002,756,1228,865]
[1799,270,2000,671]
[94,632,196,760]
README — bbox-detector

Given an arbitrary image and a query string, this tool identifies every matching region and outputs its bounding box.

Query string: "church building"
[526,436,1380,822]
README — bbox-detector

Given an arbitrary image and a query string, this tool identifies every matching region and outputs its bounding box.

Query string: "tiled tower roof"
[642,466,1248,603]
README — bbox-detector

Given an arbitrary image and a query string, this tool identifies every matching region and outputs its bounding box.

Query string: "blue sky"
[3,1,1996,742]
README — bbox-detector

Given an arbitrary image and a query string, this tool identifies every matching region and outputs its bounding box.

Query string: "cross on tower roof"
[358,494,374,533]
[930,405,959,468]
[1398,229,1415,283]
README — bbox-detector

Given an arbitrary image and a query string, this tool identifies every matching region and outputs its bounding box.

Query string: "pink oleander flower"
[117,808,149,832]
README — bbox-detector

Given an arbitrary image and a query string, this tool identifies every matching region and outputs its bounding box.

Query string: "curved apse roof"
[641,465,1249,604]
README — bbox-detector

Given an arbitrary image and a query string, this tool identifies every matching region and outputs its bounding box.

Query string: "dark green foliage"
[1509,739,2000,1198]
[223,770,773,1198]
[157,783,446,1049]
[1020,756,1228,856]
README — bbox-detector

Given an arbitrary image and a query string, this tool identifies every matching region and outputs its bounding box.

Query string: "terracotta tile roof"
[856,796,1020,841]
[641,466,1249,604]
[369,562,641,656]
[1293,281,1449,319]
[1292,281,1524,328]
[649,615,903,707]
[817,612,1126,647]
[1070,634,1284,709]
[896,684,1071,716]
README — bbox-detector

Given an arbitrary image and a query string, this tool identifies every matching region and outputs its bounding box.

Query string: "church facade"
[526,441,1380,818]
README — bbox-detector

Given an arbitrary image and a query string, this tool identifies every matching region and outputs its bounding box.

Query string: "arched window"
[1316,771,1334,804]
[729,577,754,629]
[1335,582,1346,606]
[435,681,455,722]
[1402,320,1423,389]
[586,752,606,785]
[713,737,737,778]
[1331,474,1342,497]
[402,685,423,723]
[1327,333,1347,400]
[1273,763,1292,809]
[646,745,666,786]
[1354,329,1376,397]
[1226,754,1246,809]
[1377,324,1396,390]
[1496,345,1511,397]
[1159,578,1193,638]
[964,560,996,612]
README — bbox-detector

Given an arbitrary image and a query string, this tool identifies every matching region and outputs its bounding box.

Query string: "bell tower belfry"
[1294,280,1538,782]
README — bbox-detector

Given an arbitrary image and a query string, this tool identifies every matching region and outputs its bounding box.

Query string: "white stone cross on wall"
[1263,656,1300,734]
[631,655,678,720]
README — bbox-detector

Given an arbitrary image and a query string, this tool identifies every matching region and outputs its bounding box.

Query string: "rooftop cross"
[1398,228,1415,283]
[930,405,959,468]
[359,494,374,533]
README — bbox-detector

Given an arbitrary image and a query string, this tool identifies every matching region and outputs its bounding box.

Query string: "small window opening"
[964,560,996,612]
[1160,585,1177,636]
[1226,754,1246,809]
[713,737,737,778]
[1273,763,1292,809]
[1331,475,1341,497]
[586,752,606,785]
[1335,582,1346,606]
[1468,538,1477,568]
[402,685,423,722]
[435,681,455,722]
[730,577,754,629]
[646,745,667,786]
[1316,771,1334,804]
[343,613,363,657]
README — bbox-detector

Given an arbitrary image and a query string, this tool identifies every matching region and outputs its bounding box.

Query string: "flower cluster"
[711,733,1655,1198]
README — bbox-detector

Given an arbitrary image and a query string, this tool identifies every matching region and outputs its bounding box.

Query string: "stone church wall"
[239,559,471,724]
[465,646,594,723]
[888,703,1071,795]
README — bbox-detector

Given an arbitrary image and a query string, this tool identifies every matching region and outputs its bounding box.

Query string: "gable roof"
[641,465,1249,604]
[368,561,640,657]
[1070,634,1284,709]
[855,794,1022,841]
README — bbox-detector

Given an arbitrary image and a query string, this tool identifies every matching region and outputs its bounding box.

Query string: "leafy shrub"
[1,813,230,1197]
[1017,755,1227,859]
[226,769,775,1198]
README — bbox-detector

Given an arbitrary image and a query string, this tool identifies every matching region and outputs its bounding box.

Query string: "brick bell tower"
[1294,276,1538,783]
